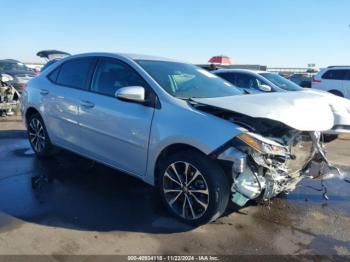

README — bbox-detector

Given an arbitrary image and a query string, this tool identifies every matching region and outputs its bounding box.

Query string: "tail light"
[312,76,321,83]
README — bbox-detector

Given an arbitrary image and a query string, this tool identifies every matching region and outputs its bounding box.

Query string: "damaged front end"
[190,99,343,207]
[216,130,341,207]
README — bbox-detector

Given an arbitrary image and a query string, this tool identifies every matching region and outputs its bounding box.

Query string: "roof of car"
[327,66,350,69]
[0,59,22,64]
[65,52,182,63]
[123,53,181,62]
[212,68,268,74]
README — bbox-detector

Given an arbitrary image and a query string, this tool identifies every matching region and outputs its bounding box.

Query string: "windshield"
[137,60,243,99]
[0,61,29,72]
[259,73,303,91]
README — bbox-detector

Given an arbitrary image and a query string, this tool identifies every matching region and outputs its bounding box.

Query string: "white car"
[312,66,350,98]
[213,69,350,135]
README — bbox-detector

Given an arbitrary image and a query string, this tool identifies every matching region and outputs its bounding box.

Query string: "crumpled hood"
[193,92,335,131]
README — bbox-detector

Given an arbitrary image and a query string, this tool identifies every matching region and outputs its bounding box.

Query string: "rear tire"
[27,113,55,157]
[158,150,230,226]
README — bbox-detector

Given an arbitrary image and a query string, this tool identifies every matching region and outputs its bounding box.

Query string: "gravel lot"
[0,116,349,255]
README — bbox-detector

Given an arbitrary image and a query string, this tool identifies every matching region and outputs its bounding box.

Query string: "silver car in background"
[21,53,340,225]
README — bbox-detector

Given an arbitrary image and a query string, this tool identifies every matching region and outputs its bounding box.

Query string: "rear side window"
[322,70,347,80]
[91,58,147,97]
[56,58,94,89]
[216,73,236,85]
[47,66,60,82]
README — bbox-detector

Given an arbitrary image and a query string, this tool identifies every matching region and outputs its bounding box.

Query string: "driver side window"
[234,73,259,89]
[91,58,146,97]
[235,73,271,91]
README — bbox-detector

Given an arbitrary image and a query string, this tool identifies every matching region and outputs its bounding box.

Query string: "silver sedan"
[21,53,339,225]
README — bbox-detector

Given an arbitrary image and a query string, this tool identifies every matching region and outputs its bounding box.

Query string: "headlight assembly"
[237,132,288,156]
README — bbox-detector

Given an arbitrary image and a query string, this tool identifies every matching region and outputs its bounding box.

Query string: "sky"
[1,0,350,67]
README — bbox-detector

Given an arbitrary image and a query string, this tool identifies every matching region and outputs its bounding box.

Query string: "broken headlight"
[237,132,288,157]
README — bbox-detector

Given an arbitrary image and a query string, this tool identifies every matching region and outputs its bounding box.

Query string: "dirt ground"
[0,116,349,255]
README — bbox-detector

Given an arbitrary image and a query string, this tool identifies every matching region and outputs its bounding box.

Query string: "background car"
[311,66,350,98]
[213,69,303,94]
[0,59,36,93]
[289,73,312,88]
[0,73,20,116]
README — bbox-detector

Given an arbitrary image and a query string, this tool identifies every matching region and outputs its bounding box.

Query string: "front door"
[78,57,155,176]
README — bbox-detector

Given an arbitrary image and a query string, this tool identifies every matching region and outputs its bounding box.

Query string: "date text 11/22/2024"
[127,256,219,261]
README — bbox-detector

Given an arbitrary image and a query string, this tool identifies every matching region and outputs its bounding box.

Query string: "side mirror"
[115,86,146,103]
[258,84,272,92]
[0,74,14,82]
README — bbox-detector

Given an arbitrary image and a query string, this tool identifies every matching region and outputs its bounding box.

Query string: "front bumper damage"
[217,132,341,207]
[307,132,341,180]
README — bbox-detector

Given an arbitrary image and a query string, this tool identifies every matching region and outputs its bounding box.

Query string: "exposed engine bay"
[0,77,20,117]
[193,102,341,207]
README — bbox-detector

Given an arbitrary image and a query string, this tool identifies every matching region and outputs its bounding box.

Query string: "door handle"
[80,100,95,109]
[40,89,49,95]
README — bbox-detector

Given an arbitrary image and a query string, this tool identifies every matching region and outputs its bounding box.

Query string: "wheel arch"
[328,90,344,97]
[152,142,233,187]
[25,107,41,126]
[153,143,207,187]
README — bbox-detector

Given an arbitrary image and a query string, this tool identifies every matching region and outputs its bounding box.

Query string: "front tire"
[27,113,55,157]
[158,150,230,226]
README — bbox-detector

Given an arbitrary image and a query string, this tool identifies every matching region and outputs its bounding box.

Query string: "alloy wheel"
[28,118,46,153]
[163,161,209,220]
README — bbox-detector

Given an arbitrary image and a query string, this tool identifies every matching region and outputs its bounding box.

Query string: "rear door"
[44,57,96,150]
[78,57,155,176]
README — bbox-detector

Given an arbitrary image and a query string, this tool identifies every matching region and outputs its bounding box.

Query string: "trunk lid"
[36,50,71,61]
